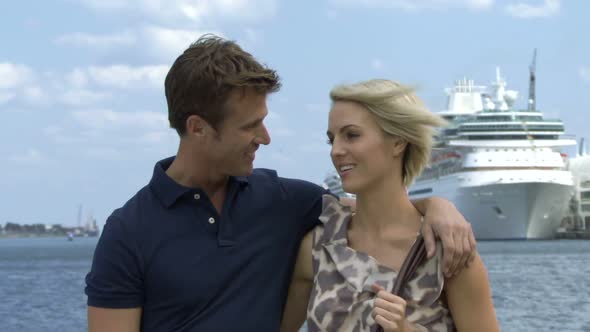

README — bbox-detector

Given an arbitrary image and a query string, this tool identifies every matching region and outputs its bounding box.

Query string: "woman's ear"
[392,137,407,158]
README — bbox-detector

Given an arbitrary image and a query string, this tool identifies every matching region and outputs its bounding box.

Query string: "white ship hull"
[410,171,574,239]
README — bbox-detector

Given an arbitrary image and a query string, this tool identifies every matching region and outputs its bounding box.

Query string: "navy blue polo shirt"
[85,157,330,331]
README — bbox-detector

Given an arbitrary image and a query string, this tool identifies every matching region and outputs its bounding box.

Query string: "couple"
[85,35,498,331]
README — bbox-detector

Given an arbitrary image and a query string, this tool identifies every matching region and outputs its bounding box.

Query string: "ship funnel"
[580,137,587,156]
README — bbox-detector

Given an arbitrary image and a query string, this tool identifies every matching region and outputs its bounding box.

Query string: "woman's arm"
[280,231,314,332]
[445,253,499,331]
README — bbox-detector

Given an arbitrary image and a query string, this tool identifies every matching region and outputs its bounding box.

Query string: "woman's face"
[327,101,404,194]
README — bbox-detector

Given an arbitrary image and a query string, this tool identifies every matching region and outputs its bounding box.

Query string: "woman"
[281,79,498,331]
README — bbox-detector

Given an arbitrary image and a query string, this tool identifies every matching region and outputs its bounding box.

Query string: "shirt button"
[208,217,215,224]
[194,193,200,200]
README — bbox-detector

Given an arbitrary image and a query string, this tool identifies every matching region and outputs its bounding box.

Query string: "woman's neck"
[351,176,422,238]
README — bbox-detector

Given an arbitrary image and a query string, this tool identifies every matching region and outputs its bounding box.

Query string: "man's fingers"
[454,231,471,275]
[468,227,477,264]
[449,231,463,276]
[421,223,436,258]
[440,232,456,277]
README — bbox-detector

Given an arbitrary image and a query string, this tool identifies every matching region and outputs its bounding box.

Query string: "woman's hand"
[372,284,409,332]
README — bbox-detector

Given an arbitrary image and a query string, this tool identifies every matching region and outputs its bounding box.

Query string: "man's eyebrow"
[242,115,266,128]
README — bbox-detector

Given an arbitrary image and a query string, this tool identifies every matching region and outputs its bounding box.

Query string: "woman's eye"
[326,138,333,145]
[346,133,359,140]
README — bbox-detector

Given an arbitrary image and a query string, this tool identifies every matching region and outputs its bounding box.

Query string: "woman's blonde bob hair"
[330,79,447,186]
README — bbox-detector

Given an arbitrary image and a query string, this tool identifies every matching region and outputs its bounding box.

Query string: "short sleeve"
[85,215,144,308]
[279,177,333,236]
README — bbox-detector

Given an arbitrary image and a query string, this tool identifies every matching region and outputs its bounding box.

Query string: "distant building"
[567,154,590,229]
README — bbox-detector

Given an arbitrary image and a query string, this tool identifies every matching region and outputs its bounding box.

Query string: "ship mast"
[528,48,537,111]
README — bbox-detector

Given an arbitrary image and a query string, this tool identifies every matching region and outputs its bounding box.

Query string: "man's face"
[207,88,271,177]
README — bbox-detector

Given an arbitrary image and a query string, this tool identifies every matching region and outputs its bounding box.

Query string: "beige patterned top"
[306,195,455,332]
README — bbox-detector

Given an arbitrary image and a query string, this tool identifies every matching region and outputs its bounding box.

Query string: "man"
[86,35,476,332]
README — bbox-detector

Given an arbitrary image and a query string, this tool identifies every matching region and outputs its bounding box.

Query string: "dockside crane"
[528,48,537,111]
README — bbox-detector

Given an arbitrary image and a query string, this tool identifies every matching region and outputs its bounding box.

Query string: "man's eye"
[245,122,259,130]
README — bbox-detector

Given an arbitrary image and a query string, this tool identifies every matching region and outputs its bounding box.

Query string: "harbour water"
[0,237,589,331]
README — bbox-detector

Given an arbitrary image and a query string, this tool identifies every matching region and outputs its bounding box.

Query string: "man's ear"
[185,115,209,137]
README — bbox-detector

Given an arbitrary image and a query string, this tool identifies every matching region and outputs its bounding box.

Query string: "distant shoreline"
[0,234,98,239]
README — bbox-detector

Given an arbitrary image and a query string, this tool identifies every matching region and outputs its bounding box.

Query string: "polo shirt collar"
[149,156,250,208]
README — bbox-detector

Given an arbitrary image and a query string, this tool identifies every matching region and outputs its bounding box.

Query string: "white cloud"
[329,0,493,11]
[265,111,295,137]
[43,126,62,136]
[305,103,330,113]
[87,65,169,89]
[138,130,177,144]
[65,69,89,88]
[76,0,129,10]
[0,63,167,109]
[371,58,385,70]
[75,0,277,22]
[60,89,111,106]
[82,147,125,160]
[580,67,590,82]
[505,0,559,18]
[0,63,35,89]
[71,109,167,130]
[243,28,262,44]
[142,26,221,59]
[269,127,296,137]
[0,91,15,104]
[8,149,48,164]
[55,31,136,48]
[298,142,331,153]
[22,86,51,106]
[266,151,294,164]
[327,9,339,19]
[54,26,222,60]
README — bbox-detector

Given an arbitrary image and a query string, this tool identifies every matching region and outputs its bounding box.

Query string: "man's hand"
[417,197,476,277]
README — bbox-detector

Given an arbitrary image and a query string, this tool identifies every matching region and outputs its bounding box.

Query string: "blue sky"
[1,0,588,228]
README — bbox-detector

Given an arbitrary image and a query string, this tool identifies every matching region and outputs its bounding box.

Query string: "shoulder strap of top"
[376,235,427,332]
[391,234,427,296]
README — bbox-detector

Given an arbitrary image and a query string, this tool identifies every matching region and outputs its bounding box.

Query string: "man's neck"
[166,151,229,213]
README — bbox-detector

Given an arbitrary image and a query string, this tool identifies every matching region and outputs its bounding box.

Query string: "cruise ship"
[324,59,576,239]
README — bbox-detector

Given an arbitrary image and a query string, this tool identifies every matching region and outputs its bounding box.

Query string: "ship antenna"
[528,48,537,111]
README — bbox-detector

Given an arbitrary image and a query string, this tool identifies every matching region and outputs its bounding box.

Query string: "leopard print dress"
[306,195,455,332]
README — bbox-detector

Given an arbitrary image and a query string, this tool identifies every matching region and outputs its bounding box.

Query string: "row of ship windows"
[461,126,563,131]
[477,148,548,152]
[467,135,558,140]
[472,116,544,121]
[472,159,548,163]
